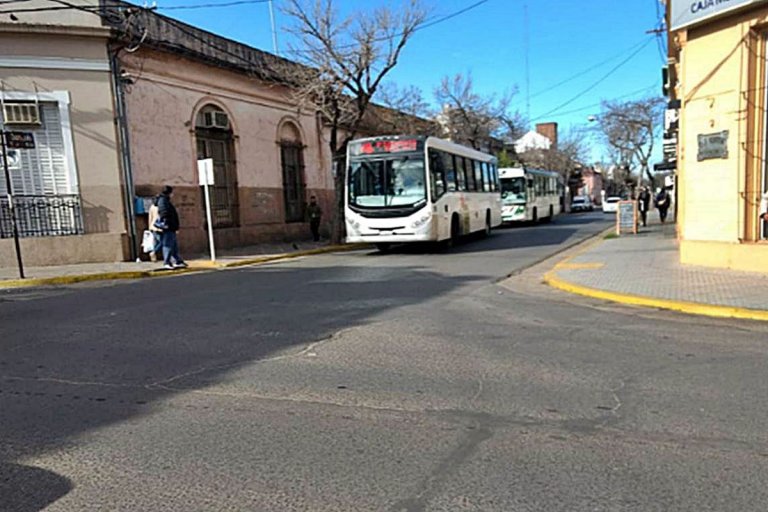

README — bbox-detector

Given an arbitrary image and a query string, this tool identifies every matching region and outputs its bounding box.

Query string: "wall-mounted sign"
[697,130,729,161]
[671,0,767,31]
[3,131,35,149]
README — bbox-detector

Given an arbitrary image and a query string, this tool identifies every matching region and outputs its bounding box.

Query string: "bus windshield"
[501,177,526,205]
[348,156,427,208]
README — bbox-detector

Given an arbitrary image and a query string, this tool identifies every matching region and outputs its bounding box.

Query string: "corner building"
[670,0,768,272]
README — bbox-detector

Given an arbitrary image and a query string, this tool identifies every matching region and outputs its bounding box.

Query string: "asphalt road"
[3,212,768,511]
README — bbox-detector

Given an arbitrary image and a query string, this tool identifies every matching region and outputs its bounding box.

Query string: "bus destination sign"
[350,138,421,156]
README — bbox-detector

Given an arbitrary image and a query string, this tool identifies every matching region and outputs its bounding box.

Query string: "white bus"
[499,167,562,223]
[345,135,502,250]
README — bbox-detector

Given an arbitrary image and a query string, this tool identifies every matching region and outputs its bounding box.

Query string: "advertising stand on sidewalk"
[616,200,638,235]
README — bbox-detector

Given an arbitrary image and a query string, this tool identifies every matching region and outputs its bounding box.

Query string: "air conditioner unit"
[2,103,41,125]
[201,110,229,129]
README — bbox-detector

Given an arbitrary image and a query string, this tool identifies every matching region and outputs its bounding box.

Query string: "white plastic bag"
[142,230,155,253]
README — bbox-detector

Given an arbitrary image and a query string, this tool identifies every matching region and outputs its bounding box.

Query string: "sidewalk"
[544,217,768,322]
[0,240,362,288]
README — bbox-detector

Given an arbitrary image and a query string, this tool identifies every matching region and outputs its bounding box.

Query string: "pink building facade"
[115,9,336,255]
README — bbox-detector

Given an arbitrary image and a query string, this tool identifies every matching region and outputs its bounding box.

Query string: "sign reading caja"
[671,0,768,30]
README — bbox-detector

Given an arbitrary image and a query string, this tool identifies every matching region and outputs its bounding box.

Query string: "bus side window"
[442,151,457,192]
[481,162,491,192]
[473,160,484,192]
[490,164,499,191]
[429,149,446,200]
[454,155,467,191]
[463,158,476,191]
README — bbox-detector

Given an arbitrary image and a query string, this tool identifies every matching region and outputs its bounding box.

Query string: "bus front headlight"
[346,218,360,233]
[411,215,431,229]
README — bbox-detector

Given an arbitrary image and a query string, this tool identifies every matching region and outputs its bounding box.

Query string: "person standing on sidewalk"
[307,195,322,242]
[655,188,671,224]
[156,186,188,269]
[147,196,163,262]
[637,187,651,227]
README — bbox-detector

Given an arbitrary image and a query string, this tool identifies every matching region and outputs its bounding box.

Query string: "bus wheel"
[544,205,554,223]
[446,214,461,248]
[375,243,391,253]
[484,210,492,237]
[532,207,538,223]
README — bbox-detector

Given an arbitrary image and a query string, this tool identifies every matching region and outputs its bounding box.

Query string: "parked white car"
[602,196,621,213]
[570,196,594,212]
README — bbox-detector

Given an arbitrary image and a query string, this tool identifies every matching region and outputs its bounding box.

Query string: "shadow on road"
[0,263,482,509]
[0,462,72,512]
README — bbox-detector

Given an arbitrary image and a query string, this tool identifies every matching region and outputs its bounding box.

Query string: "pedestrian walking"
[147,196,163,262]
[307,195,322,242]
[637,187,651,227]
[155,185,188,269]
[655,188,671,224]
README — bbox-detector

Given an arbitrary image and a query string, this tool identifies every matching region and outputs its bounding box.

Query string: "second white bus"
[345,136,502,250]
[499,167,562,223]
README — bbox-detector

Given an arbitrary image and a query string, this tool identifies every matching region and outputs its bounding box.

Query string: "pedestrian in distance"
[155,185,188,270]
[147,195,163,262]
[637,187,651,227]
[307,195,322,242]
[655,187,671,224]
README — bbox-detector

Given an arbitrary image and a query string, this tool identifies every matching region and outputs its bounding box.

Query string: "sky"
[152,0,667,164]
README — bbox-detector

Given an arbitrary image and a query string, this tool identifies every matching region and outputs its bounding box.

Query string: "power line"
[415,0,490,33]
[285,0,492,57]
[158,0,271,11]
[532,37,655,121]
[516,37,653,105]
[540,82,660,119]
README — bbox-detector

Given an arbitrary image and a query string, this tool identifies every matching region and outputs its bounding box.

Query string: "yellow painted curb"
[215,244,367,269]
[555,262,605,270]
[0,244,368,289]
[544,268,768,323]
[0,267,206,289]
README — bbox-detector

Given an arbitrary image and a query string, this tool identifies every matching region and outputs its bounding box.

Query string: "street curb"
[0,244,368,290]
[543,237,768,323]
[211,243,366,269]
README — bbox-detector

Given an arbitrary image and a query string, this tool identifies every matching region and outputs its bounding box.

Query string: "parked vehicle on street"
[602,196,621,213]
[499,167,562,223]
[570,196,594,212]
[345,135,502,251]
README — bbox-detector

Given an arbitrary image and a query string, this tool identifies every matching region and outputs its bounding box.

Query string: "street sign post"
[1,130,27,279]
[197,158,216,262]
[616,200,638,236]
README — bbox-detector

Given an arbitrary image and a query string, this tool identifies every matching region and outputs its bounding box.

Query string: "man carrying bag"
[156,185,188,269]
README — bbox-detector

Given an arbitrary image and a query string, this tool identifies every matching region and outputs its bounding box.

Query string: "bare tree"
[597,97,664,186]
[517,126,591,188]
[282,0,427,242]
[374,82,438,135]
[434,72,521,152]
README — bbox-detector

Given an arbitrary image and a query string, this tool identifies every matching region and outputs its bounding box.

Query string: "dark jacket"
[307,203,322,222]
[156,193,180,232]
[638,191,651,212]
[655,190,670,209]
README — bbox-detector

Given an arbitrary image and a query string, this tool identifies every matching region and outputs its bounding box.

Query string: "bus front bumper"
[502,205,526,222]
[346,232,435,244]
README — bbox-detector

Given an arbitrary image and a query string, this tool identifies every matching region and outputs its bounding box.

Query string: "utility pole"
[523,2,530,121]
[268,0,279,55]
[0,130,25,279]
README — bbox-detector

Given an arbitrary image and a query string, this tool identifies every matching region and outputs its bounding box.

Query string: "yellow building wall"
[677,9,768,273]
